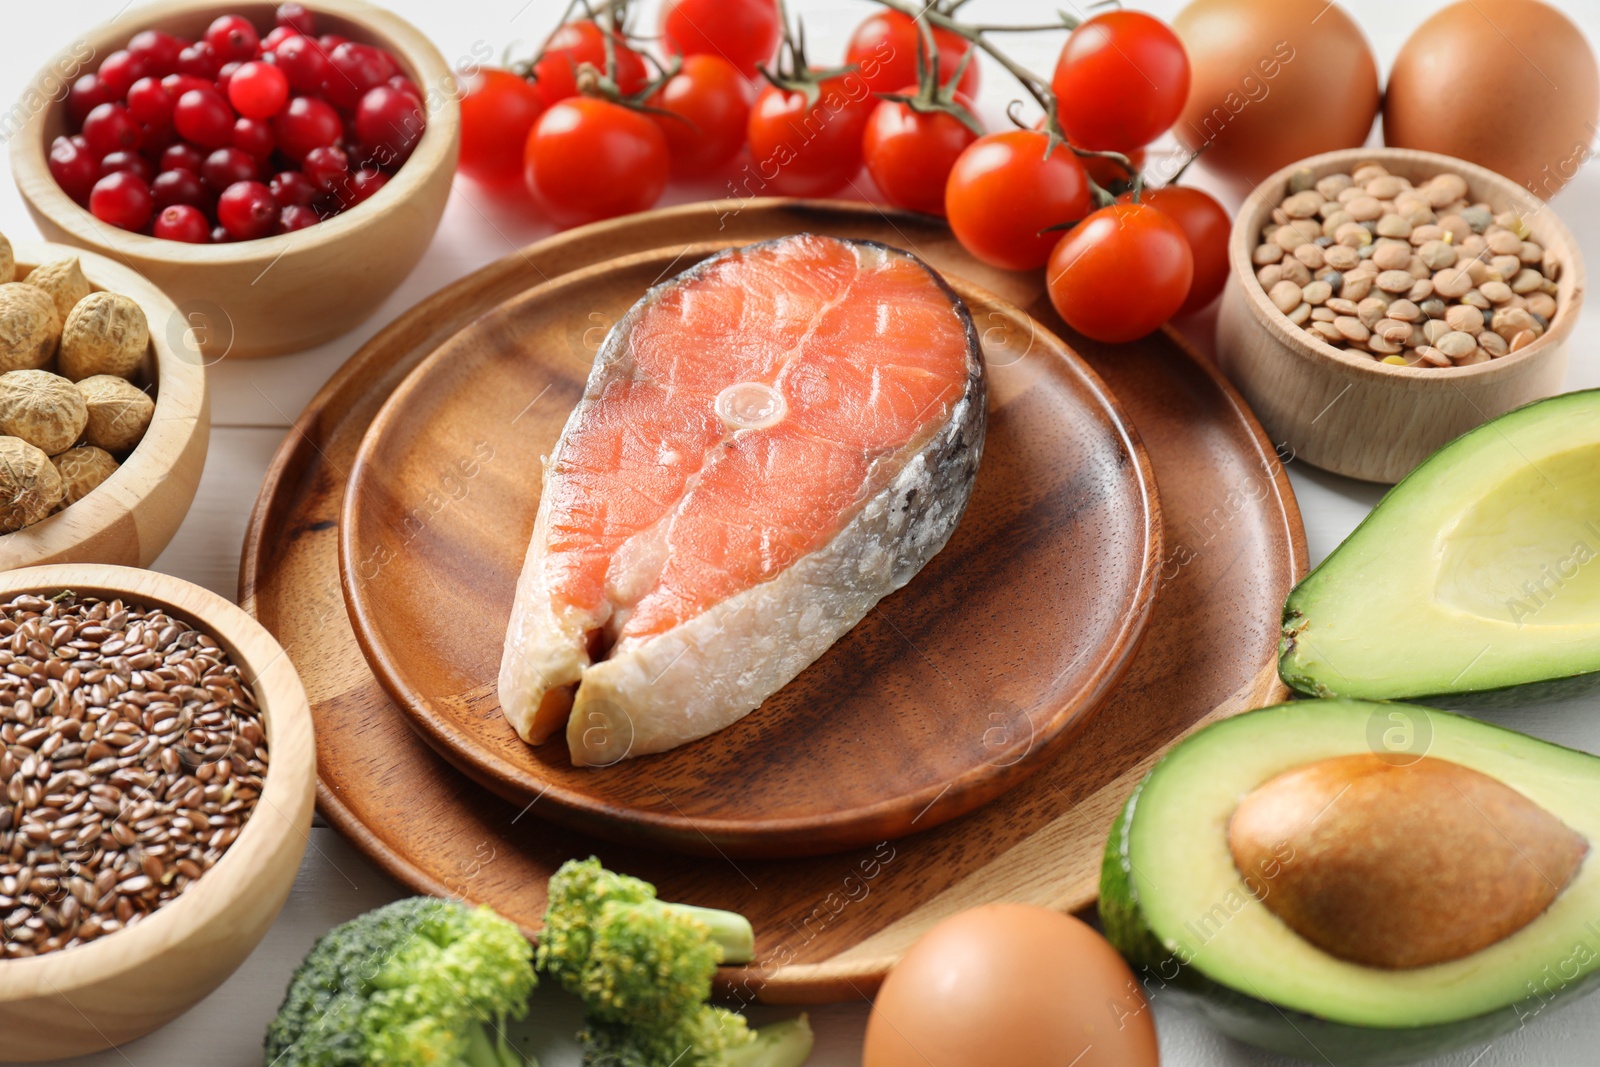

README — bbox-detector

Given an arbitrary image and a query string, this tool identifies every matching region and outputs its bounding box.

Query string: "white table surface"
[4,1,1599,1063]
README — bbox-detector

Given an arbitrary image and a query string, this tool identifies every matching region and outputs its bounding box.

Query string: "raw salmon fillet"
[499,234,986,765]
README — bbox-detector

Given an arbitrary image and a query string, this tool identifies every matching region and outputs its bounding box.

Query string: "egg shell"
[1173,0,1380,187]
[862,904,1159,1067]
[1383,0,1600,198]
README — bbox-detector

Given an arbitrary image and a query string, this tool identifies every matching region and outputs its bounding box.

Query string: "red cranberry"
[160,142,206,173]
[262,26,297,52]
[318,34,350,52]
[210,225,233,243]
[301,144,349,192]
[205,15,261,64]
[354,86,424,162]
[173,87,236,148]
[67,74,114,127]
[232,116,276,159]
[387,75,422,101]
[151,168,212,210]
[126,76,174,126]
[96,50,152,99]
[202,146,258,191]
[277,203,320,232]
[277,2,317,34]
[340,167,389,208]
[48,136,99,203]
[323,42,395,109]
[272,34,332,93]
[176,41,220,79]
[89,171,154,231]
[141,121,179,154]
[127,30,185,75]
[217,180,280,239]
[99,150,155,184]
[81,102,142,157]
[161,73,213,98]
[227,60,288,118]
[216,60,243,96]
[273,95,341,160]
[153,204,210,243]
[269,169,318,207]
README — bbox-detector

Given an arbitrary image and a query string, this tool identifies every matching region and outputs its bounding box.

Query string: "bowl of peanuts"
[0,564,314,1060]
[1217,147,1583,483]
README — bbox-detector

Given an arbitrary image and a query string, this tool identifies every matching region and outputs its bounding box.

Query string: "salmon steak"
[498,234,986,765]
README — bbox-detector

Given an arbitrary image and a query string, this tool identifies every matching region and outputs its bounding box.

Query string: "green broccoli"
[579,1007,814,1067]
[538,857,755,1020]
[264,896,538,1067]
[538,859,810,1067]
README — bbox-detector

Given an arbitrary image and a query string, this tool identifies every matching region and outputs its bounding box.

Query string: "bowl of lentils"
[1218,147,1584,483]
[0,564,313,1062]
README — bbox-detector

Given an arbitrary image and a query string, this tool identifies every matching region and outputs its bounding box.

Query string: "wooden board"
[339,241,1162,857]
[240,199,1307,1003]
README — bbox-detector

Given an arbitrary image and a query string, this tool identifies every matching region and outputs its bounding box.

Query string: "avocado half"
[1100,699,1600,1066]
[1281,390,1600,706]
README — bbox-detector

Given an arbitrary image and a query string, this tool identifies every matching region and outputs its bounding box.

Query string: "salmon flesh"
[498,234,986,765]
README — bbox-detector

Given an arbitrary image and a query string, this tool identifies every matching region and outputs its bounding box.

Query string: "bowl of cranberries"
[11,0,459,358]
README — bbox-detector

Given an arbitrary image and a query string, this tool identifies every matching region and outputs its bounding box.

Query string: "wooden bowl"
[1217,147,1583,483]
[10,0,460,360]
[0,565,315,1062]
[0,241,208,569]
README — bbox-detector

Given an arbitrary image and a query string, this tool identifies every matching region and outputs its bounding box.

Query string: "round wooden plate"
[339,242,1161,857]
[240,200,1307,1002]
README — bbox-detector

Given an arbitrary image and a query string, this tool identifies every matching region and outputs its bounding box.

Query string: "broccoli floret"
[538,857,755,1017]
[579,1007,814,1067]
[264,896,538,1067]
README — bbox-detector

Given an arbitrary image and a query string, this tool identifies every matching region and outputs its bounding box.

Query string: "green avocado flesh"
[1100,699,1600,1065]
[1281,390,1600,705]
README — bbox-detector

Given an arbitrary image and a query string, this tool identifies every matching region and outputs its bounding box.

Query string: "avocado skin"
[1099,762,1600,1066]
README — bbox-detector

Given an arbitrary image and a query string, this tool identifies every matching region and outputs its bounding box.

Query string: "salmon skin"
[499,234,986,765]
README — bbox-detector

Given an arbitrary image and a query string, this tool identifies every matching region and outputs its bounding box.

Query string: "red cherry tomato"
[944,130,1092,270]
[460,69,546,185]
[846,10,978,97]
[862,89,981,216]
[746,74,873,197]
[1046,202,1193,343]
[1082,145,1145,190]
[1052,11,1189,152]
[531,21,648,108]
[648,54,752,177]
[524,97,669,227]
[660,0,781,77]
[1128,185,1230,316]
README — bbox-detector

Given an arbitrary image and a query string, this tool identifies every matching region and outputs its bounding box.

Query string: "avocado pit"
[1228,753,1589,969]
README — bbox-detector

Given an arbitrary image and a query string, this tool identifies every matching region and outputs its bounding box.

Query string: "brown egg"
[1173,0,1380,188]
[1384,0,1599,198]
[862,904,1159,1067]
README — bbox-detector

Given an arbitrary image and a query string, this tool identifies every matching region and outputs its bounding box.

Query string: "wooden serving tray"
[240,200,1307,1002]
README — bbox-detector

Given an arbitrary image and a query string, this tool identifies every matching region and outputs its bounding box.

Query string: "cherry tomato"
[524,97,669,227]
[1082,145,1145,190]
[460,69,545,185]
[944,130,1092,270]
[747,74,873,197]
[661,0,780,77]
[846,10,978,97]
[531,21,648,108]
[648,54,751,177]
[862,89,980,216]
[1046,203,1193,343]
[1129,185,1230,316]
[1052,11,1188,152]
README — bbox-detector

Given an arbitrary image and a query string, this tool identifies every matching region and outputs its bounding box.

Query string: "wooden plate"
[339,242,1160,857]
[240,200,1307,1002]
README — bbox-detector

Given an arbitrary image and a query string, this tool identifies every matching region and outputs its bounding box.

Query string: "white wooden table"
[4,1,1599,1063]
